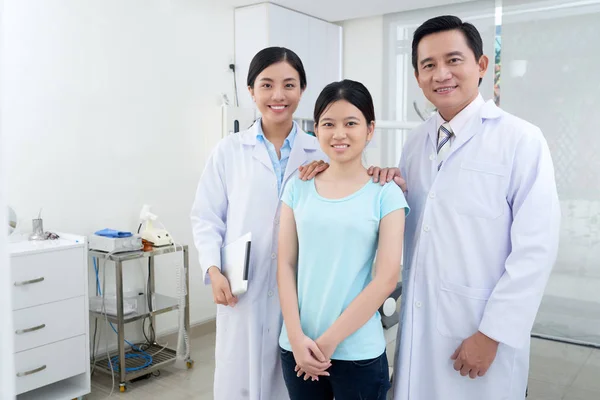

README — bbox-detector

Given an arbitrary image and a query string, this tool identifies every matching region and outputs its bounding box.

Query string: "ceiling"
[229,0,476,22]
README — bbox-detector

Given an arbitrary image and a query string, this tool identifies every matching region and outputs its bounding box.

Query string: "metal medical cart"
[89,245,193,392]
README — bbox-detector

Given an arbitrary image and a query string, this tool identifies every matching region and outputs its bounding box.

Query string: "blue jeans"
[280,347,390,400]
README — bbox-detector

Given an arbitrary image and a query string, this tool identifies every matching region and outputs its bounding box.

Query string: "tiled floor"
[87,325,600,399]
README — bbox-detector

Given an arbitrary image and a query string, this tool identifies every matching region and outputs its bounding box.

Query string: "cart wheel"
[119,384,127,393]
[186,360,195,369]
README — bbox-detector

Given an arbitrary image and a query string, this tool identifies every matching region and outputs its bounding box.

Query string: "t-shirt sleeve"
[380,182,410,219]
[281,177,297,209]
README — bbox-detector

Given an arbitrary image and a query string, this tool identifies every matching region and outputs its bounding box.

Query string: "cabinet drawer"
[13,297,86,353]
[15,335,87,395]
[11,247,85,310]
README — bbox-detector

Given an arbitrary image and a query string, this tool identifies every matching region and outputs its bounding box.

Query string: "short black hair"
[247,47,307,90]
[412,15,484,85]
[314,79,375,125]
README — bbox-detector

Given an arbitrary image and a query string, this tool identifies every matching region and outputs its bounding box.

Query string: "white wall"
[0,0,16,395]
[2,0,235,351]
[340,16,385,167]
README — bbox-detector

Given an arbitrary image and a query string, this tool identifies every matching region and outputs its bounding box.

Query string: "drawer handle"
[14,277,45,286]
[16,365,47,377]
[15,324,46,335]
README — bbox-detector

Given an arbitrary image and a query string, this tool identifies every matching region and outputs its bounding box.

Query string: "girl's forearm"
[277,262,303,342]
[321,275,397,347]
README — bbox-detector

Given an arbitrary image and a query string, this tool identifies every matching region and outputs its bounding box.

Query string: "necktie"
[437,122,453,170]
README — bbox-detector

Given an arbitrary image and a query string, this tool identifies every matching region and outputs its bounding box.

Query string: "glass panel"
[383,0,600,346]
[501,0,600,345]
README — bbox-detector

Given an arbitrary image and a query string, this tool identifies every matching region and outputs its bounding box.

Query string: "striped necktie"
[437,122,453,170]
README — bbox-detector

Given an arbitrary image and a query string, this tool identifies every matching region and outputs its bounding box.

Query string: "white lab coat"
[392,100,560,400]
[191,123,326,400]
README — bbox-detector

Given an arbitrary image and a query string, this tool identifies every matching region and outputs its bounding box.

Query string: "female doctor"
[190,47,328,400]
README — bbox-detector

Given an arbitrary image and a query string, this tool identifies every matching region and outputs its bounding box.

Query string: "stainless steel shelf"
[89,244,188,262]
[92,343,177,382]
[88,244,192,391]
[89,293,179,324]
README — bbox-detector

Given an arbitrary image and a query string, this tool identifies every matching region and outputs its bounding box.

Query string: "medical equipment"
[221,104,255,137]
[7,206,17,235]
[25,208,60,241]
[89,245,193,393]
[89,233,143,253]
[380,282,403,329]
[89,294,137,316]
[29,209,45,240]
[139,205,173,247]
[413,100,437,121]
[175,260,190,363]
[91,256,153,396]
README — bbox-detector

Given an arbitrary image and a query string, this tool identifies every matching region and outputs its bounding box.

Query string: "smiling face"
[314,100,374,165]
[415,29,488,121]
[248,61,303,125]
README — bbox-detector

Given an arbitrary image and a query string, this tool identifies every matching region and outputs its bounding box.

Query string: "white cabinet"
[234,3,342,120]
[9,234,90,400]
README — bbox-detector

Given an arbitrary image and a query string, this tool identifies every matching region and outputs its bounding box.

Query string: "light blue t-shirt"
[279,177,410,361]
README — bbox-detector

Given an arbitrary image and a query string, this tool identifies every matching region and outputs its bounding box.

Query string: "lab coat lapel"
[448,100,502,157]
[283,129,319,184]
[423,117,439,178]
[426,117,438,151]
[450,114,481,155]
[253,142,274,173]
[241,122,275,174]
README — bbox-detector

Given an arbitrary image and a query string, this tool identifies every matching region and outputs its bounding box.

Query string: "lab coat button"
[415,301,422,308]
[268,290,274,297]
[429,192,436,199]
[274,218,280,225]
[429,154,436,161]
[271,253,276,259]
[423,225,430,232]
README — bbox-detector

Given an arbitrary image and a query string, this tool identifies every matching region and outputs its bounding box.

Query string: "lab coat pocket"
[215,307,235,363]
[454,161,508,219]
[436,279,493,339]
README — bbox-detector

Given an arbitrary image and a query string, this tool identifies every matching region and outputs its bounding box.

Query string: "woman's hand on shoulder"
[299,160,329,181]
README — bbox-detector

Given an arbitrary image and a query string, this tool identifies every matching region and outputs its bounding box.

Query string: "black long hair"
[247,47,307,90]
[314,80,375,125]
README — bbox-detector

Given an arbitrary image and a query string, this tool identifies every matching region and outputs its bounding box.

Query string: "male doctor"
[375,15,561,400]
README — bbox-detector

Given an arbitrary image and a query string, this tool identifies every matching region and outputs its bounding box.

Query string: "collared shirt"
[436,93,485,144]
[256,118,298,194]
